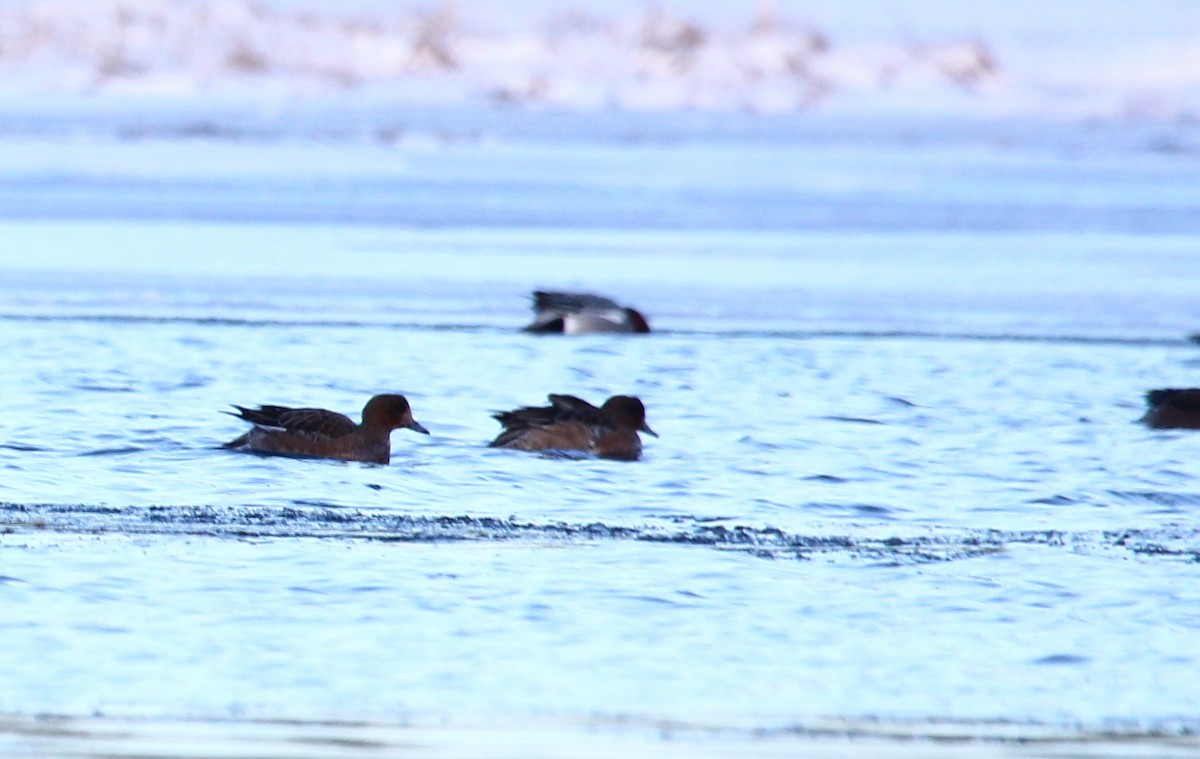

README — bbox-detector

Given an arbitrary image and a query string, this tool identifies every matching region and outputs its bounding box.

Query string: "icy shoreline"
[0,0,1196,124]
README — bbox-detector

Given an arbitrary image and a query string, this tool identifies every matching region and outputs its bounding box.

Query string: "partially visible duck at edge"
[489,394,657,461]
[1140,388,1200,430]
[524,290,651,334]
[221,393,429,464]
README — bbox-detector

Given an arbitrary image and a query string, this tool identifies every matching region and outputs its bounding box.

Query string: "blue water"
[1,111,1200,743]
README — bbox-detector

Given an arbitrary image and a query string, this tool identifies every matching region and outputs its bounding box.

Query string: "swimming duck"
[489,394,657,460]
[1140,388,1200,430]
[524,291,650,334]
[221,394,429,464]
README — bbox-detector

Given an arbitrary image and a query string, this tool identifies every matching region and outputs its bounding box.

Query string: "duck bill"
[407,420,431,435]
[641,423,659,438]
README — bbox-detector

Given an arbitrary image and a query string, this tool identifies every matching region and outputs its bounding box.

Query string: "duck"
[524,290,650,334]
[1140,388,1200,430]
[489,394,657,460]
[221,394,429,464]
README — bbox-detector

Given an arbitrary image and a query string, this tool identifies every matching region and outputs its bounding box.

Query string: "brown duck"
[489,394,657,460]
[1140,388,1200,430]
[221,394,429,464]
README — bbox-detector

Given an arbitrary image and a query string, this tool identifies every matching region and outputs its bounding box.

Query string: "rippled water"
[1,122,1200,752]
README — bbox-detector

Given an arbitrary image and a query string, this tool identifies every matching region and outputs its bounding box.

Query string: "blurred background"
[0,0,1195,127]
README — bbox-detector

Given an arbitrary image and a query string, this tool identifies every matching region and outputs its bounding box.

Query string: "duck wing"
[526,292,637,333]
[546,394,607,424]
[229,404,357,439]
[491,404,555,431]
[491,394,602,432]
[532,291,622,315]
[1146,389,1200,413]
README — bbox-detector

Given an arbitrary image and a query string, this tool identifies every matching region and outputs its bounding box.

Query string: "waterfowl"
[524,290,651,334]
[221,394,429,464]
[1140,388,1200,430]
[489,394,657,460]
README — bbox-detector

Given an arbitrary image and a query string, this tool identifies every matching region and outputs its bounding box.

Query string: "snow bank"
[0,0,1192,122]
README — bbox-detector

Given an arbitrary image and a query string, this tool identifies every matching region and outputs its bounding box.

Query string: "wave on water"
[3,711,1199,756]
[4,501,1198,565]
[0,313,1194,347]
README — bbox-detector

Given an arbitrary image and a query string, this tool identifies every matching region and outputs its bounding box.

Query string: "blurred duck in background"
[524,290,651,334]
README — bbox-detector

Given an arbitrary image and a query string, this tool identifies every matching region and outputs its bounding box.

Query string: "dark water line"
[0,313,490,331]
[3,502,1197,564]
[4,711,1199,753]
[0,313,1192,347]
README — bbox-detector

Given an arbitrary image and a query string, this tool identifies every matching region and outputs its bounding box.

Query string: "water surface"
[1,120,1199,753]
